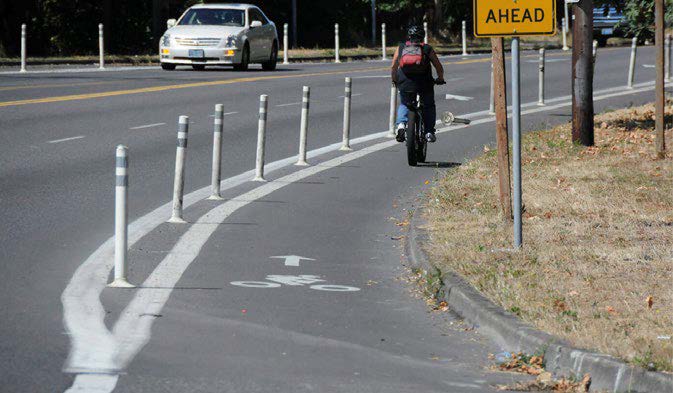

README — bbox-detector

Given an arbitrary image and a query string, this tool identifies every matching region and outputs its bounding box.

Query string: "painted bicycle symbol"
[231,275,360,292]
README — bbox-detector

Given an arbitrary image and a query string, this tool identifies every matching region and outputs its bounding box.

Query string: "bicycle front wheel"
[406,111,418,167]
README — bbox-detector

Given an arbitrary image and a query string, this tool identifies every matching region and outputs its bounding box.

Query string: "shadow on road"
[417,161,461,168]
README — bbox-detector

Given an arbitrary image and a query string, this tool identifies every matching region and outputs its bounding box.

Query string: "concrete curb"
[406,207,673,393]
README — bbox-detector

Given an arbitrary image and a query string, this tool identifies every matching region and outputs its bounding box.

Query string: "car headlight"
[161,34,171,47]
[225,34,237,48]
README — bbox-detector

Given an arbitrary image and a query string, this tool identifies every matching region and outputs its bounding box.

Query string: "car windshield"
[178,9,245,27]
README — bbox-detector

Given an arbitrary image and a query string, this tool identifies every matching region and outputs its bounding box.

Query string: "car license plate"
[601,28,613,35]
[188,49,205,58]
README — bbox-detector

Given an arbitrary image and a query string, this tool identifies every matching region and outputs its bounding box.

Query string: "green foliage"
[618,0,673,41]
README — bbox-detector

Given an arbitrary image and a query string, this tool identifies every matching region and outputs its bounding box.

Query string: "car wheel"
[234,44,250,71]
[261,42,278,71]
[192,64,206,71]
[161,63,176,71]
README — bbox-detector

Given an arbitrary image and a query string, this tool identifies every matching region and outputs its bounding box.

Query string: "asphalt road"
[0,46,660,392]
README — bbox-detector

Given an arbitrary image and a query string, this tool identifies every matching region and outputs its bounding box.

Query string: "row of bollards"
[110,78,363,285]
[18,23,106,72]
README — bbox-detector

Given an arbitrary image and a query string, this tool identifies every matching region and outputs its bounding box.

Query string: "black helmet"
[407,25,424,42]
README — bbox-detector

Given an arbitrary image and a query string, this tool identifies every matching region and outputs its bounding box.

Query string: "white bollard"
[169,116,189,223]
[388,84,397,138]
[334,23,341,63]
[283,23,289,65]
[253,95,269,181]
[20,24,27,73]
[381,23,387,60]
[462,21,468,56]
[98,23,105,70]
[109,145,133,288]
[424,22,428,45]
[562,18,569,51]
[296,87,311,166]
[538,48,545,106]
[628,37,637,88]
[208,104,224,200]
[666,34,671,82]
[592,40,598,62]
[489,62,495,115]
[340,77,352,151]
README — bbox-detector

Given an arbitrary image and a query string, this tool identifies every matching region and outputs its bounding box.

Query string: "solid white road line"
[339,93,363,98]
[276,102,302,107]
[209,111,238,117]
[129,123,165,130]
[47,136,85,144]
[62,79,661,392]
[0,66,161,75]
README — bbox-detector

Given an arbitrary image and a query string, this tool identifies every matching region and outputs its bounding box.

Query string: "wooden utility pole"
[492,37,512,219]
[655,0,667,159]
[571,0,594,146]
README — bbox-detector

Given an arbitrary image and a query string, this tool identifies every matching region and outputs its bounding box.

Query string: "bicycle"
[402,80,471,166]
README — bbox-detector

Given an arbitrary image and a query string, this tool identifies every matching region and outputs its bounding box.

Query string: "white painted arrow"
[445,94,474,101]
[270,255,316,267]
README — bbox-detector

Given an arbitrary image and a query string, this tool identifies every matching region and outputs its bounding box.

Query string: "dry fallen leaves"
[497,372,591,392]
[646,296,654,309]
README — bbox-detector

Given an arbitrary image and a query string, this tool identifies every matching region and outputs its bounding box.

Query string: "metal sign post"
[473,0,556,248]
[511,37,522,248]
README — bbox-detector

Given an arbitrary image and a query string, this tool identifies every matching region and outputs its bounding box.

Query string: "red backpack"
[399,41,429,75]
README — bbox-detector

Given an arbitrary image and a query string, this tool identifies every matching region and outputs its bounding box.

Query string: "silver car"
[160,4,278,71]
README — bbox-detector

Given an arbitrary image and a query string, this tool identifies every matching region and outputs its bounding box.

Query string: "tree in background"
[618,0,673,41]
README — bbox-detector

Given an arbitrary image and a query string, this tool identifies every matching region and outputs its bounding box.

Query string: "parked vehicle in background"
[593,5,626,46]
[159,4,278,71]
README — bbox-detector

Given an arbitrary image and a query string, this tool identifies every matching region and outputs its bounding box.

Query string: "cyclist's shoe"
[396,123,406,142]
[426,131,437,143]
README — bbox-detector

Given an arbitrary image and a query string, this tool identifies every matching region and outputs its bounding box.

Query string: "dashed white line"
[47,136,85,144]
[209,111,239,117]
[276,102,301,107]
[129,123,166,130]
[339,93,363,98]
[445,94,474,101]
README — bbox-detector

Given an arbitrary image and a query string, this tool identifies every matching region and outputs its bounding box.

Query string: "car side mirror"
[250,21,263,28]
[167,19,177,29]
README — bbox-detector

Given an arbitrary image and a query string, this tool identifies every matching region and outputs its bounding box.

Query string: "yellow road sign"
[473,0,556,37]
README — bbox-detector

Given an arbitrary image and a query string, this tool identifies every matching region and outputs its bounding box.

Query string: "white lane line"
[62,79,661,391]
[339,93,363,98]
[445,94,474,101]
[47,136,85,144]
[129,123,165,130]
[209,111,238,117]
[352,75,390,79]
[0,66,161,75]
[643,64,655,68]
[276,102,301,107]
[526,58,567,63]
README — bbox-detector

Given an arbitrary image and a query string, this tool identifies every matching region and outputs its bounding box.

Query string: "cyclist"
[391,25,445,143]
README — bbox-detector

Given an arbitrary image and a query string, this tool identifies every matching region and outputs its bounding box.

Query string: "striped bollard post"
[340,77,352,151]
[381,23,387,60]
[108,145,134,288]
[20,24,27,73]
[592,40,598,63]
[423,22,428,44]
[253,95,269,181]
[334,23,341,63]
[98,23,105,70]
[461,21,468,56]
[388,84,397,138]
[296,87,311,166]
[627,37,637,89]
[488,62,495,115]
[537,48,545,106]
[283,23,289,65]
[208,104,224,200]
[168,116,189,223]
[562,18,569,51]
[666,34,671,82]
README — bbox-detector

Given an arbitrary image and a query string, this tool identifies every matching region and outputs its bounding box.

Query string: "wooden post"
[492,37,512,220]
[655,0,667,159]
[572,0,594,146]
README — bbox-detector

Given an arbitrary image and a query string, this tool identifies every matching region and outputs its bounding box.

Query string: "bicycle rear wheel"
[406,111,418,166]
[415,116,427,163]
